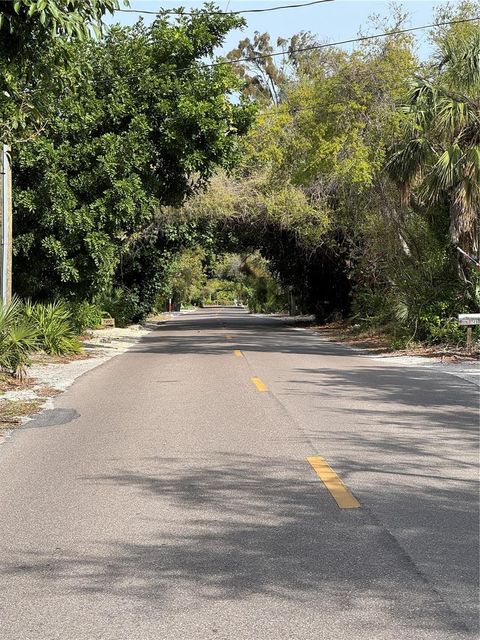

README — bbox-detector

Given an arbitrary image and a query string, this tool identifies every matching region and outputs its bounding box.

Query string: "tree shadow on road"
[282,364,478,470]
[1,453,475,636]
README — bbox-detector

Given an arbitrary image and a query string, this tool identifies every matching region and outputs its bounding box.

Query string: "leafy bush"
[417,302,472,345]
[97,289,142,327]
[24,301,82,355]
[67,301,104,333]
[201,279,247,306]
[350,289,398,328]
[350,202,480,347]
[248,276,287,314]
[0,298,38,378]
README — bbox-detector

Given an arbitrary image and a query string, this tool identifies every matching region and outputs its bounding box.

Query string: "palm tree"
[388,29,480,257]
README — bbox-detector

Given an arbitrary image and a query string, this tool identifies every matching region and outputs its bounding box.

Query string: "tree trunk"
[450,188,478,256]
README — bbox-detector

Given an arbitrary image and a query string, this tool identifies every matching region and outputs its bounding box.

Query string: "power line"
[187,16,480,71]
[117,0,334,17]
[99,15,479,80]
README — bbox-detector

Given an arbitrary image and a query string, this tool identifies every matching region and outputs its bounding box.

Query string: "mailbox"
[458,314,479,353]
[458,314,480,326]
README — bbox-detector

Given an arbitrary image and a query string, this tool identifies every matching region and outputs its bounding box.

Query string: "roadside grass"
[0,399,43,425]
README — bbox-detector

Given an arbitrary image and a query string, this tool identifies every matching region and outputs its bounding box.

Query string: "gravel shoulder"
[367,351,480,386]
[287,322,480,387]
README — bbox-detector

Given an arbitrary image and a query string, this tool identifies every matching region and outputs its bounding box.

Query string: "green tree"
[164,248,206,308]
[0,0,122,141]
[388,26,480,255]
[198,16,417,319]
[227,31,321,106]
[12,11,253,309]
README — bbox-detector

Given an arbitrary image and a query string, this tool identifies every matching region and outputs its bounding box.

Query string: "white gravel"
[368,352,480,387]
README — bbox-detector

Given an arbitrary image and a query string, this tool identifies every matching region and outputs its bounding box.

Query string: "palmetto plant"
[0,297,38,378]
[24,301,81,356]
[388,30,480,256]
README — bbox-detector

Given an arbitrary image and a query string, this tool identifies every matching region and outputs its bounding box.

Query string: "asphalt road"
[0,308,478,640]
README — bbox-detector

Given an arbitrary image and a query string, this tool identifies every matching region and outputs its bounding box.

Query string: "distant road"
[0,308,478,639]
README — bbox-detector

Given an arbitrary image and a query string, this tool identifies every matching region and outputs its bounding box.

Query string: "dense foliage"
[0,298,83,377]
[152,248,287,311]
[164,3,479,344]
[12,10,253,315]
[2,1,479,345]
[0,0,121,141]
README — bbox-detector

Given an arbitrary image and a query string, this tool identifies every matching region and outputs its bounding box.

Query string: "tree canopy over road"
[1,0,479,346]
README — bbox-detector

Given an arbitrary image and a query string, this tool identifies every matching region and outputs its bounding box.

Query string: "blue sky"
[106,1,461,60]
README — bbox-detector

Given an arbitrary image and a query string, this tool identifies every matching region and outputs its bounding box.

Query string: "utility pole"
[0,144,12,305]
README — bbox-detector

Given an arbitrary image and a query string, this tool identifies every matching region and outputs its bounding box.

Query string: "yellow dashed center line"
[225,334,234,339]
[234,350,243,357]
[251,376,268,392]
[307,456,360,509]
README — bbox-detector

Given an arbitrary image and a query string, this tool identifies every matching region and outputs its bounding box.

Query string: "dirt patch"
[35,386,63,398]
[31,351,91,365]
[0,374,37,395]
[0,399,43,425]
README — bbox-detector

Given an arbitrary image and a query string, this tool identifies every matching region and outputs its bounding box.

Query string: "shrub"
[67,301,104,333]
[97,289,142,327]
[417,302,472,345]
[25,301,82,355]
[248,276,287,314]
[0,298,38,378]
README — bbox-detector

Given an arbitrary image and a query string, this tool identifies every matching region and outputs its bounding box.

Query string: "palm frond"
[435,97,471,139]
[440,30,480,91]
[420,143,462,203]
[0,296,22,334]
[386,137,432,186]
